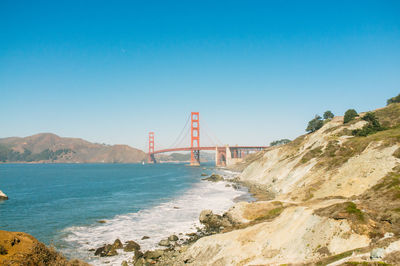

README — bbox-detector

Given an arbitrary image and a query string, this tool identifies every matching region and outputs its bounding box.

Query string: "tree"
[306,115,323,133]
[323,110,334,120]
[352,112,384,137]
[270,139,291,146]
[387,93,400,105]
[343,109,358,124]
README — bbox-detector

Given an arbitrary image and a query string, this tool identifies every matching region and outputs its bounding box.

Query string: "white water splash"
[60,179,247,265]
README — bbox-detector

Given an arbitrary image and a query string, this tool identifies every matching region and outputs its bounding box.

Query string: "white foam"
[60,179,247,265]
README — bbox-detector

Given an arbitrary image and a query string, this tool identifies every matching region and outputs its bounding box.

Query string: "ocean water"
[0,163,248,265]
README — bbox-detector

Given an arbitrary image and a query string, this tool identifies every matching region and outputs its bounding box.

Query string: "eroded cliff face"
[240,115,399,201]
[173,103,400,265]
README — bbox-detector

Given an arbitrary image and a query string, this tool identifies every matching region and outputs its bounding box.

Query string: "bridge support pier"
[148,132,156,164]
[190,112,200,166]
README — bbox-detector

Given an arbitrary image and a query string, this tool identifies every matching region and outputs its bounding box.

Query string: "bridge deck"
[151,146,268,154]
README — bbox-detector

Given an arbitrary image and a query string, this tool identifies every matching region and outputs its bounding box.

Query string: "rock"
[168,235,178,241]
[94,246,105,256]
[370,248,385,259]
[104,246,118,257]
[199,210,232,232]
[134,258,145,266]
[97,220,106,223]
[94,244,118,257]
[112,239,123,249]
[11,237,20,246]
[202,174,224,182]
[124,240,140,252]
[141,236,150,240]
[225,184,231,187]
[201,173,208,176]
[158,239,170,246]
[143,249,164,260]
[0,190,8,200]
[133,249,144,260]
[121,261,128,266]
[132,250,144,265]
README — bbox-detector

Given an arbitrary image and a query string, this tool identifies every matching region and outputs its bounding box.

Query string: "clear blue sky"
[1,0,399,151]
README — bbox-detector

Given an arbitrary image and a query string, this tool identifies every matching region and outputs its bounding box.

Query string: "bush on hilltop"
[270,139,291,146]
[343,109,358,124]
[387,93,400,105]
[352,112,385,137]
[323,110,334,120]
[306,115,324,133]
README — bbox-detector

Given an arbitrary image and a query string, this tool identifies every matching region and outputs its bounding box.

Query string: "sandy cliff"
[168,103,400,265]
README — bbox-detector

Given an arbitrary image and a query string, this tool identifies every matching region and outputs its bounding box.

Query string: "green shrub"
[352,112,385,137]
[344,109,358,124]
[387,93,400,105]
[345,202,364,221]
[306,115,324,133]
[323,110,334,119]
[270,139,291,146]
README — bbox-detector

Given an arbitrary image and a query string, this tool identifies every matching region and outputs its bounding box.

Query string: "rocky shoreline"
[0,190,8,200]
[87,172,262,266]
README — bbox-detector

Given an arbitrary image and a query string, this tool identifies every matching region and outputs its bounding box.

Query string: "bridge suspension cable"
[168,114,190,149]
[201,119,224,146]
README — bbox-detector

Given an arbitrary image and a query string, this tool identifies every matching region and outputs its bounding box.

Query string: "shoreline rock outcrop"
[0,230,89,265]
[0,190,8,200]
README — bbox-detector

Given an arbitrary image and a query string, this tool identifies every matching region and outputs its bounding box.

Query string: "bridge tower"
[148,132,156,163]
[190,112,200,166]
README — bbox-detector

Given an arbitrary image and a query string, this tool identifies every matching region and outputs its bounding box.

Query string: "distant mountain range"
[0,133,146,163]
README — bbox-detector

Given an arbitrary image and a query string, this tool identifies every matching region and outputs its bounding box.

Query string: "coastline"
[60,169,251,265]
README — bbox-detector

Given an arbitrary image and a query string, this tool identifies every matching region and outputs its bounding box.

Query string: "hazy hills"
[0,133,146,163]
[155,152,215,162]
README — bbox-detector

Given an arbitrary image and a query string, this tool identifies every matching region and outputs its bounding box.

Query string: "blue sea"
[0,163,247,265]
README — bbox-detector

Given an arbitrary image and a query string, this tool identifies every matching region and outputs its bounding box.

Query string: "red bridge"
[148,112,268,166]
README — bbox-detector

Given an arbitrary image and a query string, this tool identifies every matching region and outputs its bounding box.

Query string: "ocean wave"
[59,179,247,265]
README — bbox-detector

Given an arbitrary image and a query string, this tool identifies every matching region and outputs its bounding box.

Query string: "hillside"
[163,102,400,265]
[0,133,146,163]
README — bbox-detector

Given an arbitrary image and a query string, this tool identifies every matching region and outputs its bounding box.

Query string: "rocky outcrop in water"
[201,174,224,182]
[0,190,8,200]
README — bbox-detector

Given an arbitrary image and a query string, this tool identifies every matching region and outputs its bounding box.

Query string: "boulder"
[0,190,8,200]
[143,249,164,260]
[112,239,123,249]
[132,250,144,265]
[202,174,224,182]
[201,173,208,176]
[121,261,128,266]
[94,244,118,257]
[124,240,140,252]
[168,235,178,241]
[141,236,150,240]
[199,210,232,232]
[158,239,170,247]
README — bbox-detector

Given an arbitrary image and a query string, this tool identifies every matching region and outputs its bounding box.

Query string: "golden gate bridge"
[148,112,268,166]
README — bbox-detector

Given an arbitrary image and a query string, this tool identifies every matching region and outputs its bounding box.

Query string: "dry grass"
[374,103,400,128]
[299,146,323,164]
[242,201,284,221]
